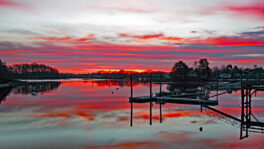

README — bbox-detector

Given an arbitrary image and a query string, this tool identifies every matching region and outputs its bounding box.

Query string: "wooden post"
[159,75,162,123]
[160,103,162,123]
[249,89,252,122]
[150,102,152,125]
[159,75,162,96]
[130,74,133,127]
[240,72,245,139]
[217,80,219,101]
[246,89,248,121]
[150,74,152,125]
[130,102,133,127]
[245,89,249,138]
[240,88,245,139]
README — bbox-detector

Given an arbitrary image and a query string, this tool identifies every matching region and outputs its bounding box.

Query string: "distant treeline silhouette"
[9,63,60,79]
[0,60,12,83]
[0,58,263,82]
[170,58,264,81]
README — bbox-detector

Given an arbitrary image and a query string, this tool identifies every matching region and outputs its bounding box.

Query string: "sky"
[0,0,264,73]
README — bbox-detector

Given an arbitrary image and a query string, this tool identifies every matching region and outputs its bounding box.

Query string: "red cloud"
[0,0,18,6]
[186,37,264,46]
[119,33,183,41]
[134,111,200,121]
[160,36,183,41]
[118,33,264,46]
[75,111,95,120]
[33,111,95,120]
[34,113,71,118]
[4,33,264,74]
[223,2,264,19]
[0,49,31,54]
[229,59,264,63]
[204,1,264,20]
[33,36,72,42]
[133,34,164,40]
[33,34,94,44]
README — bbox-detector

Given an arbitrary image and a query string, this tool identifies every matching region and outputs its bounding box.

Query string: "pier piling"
[130,74,133,127]
[150,75,152,125]
[159,75,162,123]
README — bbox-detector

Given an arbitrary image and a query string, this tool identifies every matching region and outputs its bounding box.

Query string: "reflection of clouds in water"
[0,80,264,148]
[84,130,264,149]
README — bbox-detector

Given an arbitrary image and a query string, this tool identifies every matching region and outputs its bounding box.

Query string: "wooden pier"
[203,105,264,140]
[129,74,218,126]
[129,74,218,106]
[129,96,218,106]
[129,73,264,140]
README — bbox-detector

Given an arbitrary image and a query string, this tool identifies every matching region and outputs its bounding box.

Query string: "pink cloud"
[33,34,94,44]
[223,2,264,20]
[0,0,17,6]
[204,1,264,20]
[118,33,264,46]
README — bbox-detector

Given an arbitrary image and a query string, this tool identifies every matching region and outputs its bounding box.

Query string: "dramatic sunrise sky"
[0,0,264,73]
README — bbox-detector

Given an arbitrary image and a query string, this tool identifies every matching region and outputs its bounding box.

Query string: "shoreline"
[0,82,18,88]
[0,80,26,88]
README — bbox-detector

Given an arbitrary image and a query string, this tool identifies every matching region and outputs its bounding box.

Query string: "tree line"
[170,58,264,81]
[0,58,263,82]
[0,59,61,81]
[9,63,60,79]
[170,58,212,81]
[0,60,12,83]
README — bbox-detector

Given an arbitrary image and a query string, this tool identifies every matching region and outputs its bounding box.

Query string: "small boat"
[32,92,37,96]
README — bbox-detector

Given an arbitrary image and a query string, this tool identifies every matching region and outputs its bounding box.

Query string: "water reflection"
[12,82,61,95]
[0,81,61,104]
[0,87,12,104]
[129,90,264,140]
[0,79,263,148]
[203,105,264,140]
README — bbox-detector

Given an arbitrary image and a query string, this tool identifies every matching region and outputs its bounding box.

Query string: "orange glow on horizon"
[58,68,169,74]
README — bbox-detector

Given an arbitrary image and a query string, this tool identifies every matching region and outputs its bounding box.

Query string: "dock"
[203,105,264,139]
[129,96,218,106]
[128,73,264,140]
[128,74,219,126]
[129,74,217,106]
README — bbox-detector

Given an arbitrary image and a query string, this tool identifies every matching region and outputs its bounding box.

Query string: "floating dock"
[129,74,218,106]
[129,74,264,130]
[129,96,218,105]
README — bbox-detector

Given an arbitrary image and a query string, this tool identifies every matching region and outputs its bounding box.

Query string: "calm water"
[0,79,263,149]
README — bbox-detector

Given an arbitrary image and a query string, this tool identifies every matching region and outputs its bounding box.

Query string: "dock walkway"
[129,96,218,105]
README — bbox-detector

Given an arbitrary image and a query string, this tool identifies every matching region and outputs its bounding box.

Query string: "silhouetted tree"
[0,59,12,83]
[195,58,211,81]
[9,63,59,79]
[170,61,189,81]
[226,64,233,73]
[211,66,220,79]
[233,66,240,73]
